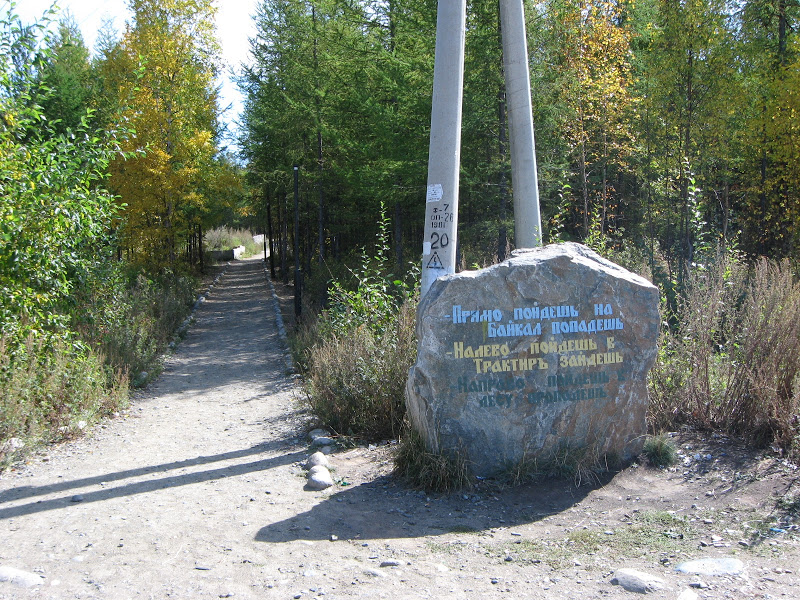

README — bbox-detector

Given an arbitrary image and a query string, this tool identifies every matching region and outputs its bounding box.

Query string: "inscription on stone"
[405,243,660,477]
[448,301,624,409]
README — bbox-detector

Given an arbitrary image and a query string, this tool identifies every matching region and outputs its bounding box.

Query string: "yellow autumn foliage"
[554,0,637,235]
[104,0,222,269]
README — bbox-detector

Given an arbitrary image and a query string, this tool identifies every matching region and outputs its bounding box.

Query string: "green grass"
[489,511,698,569]
[643,434,678,467]
[0,338,128,468]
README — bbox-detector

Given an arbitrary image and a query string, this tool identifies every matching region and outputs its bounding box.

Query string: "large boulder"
[406,242,660,477]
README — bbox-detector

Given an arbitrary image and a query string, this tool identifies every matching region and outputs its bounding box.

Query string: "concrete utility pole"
[420,0,541,295]
[420,0,467,297]
[500,0,542,249]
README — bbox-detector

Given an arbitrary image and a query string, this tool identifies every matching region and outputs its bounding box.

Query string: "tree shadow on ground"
[0,443,305,520]
[255,469,616,543]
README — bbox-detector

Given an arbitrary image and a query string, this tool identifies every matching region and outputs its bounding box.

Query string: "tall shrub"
[649,251,800,454]
[300,207,418,440]
[0,5,126,345]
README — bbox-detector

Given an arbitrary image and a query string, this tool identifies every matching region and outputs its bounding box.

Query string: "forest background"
[2,0,800,477]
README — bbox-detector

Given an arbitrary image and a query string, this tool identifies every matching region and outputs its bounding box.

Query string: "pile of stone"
[304,429,335,490]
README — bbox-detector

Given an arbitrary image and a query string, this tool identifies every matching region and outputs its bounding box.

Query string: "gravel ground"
[1,256,798,599]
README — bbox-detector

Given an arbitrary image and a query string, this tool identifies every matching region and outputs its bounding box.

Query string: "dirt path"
[1,257,799,599]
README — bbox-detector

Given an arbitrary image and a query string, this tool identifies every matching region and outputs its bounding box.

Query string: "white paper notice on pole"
[422,242,432,255]
[426,184,443,202]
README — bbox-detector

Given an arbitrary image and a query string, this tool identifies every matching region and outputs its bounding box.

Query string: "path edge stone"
[263,260,296,375]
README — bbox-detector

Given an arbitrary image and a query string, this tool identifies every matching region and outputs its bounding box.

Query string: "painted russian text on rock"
[406,242,660,477]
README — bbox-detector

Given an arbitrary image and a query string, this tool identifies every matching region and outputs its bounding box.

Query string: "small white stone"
[307,466,333,490]
[305,452,329,469]
[0,566,45,587]
[308,428,329,441]
[0,438,23,453]
[363,568,385,578]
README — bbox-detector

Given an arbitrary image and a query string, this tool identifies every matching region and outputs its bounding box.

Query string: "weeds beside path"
[1,258,799,599]
[0,257,309,598]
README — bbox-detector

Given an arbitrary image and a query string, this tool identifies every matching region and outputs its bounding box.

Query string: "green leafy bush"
[0,6,128,346]
[305,301,416,439]
[74,267,197,382]
[0,7,195,465]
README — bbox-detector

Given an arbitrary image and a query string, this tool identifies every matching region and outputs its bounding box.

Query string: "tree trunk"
[313,5,325,267]
[394,200,403,273]
[267,190,276,279]
[281,192,289,285]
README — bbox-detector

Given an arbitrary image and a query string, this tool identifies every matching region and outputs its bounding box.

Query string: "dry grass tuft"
[393,426,471,493]
[649,254,800,457]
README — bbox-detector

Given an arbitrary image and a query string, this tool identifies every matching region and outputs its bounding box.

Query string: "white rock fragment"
[363,568,385,578]
[675,558,744,576]
[0,566,45,587]
[308,428,329,441]
[0,438,23,453]
[305,452,329,469]
[610,568,666,593]
[306,465,334,490]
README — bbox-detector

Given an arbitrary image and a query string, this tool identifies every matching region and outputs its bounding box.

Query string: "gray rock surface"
[406,242,660,476]
[380,560,401,567]
[610,568,666,593]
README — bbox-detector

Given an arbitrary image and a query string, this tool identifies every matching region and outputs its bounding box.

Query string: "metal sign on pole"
[420,0,468,297]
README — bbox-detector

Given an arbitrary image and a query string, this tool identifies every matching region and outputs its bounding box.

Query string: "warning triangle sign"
[426,252,444,269]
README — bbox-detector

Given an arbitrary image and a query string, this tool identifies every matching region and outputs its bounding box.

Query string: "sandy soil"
[1,257,798,599]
